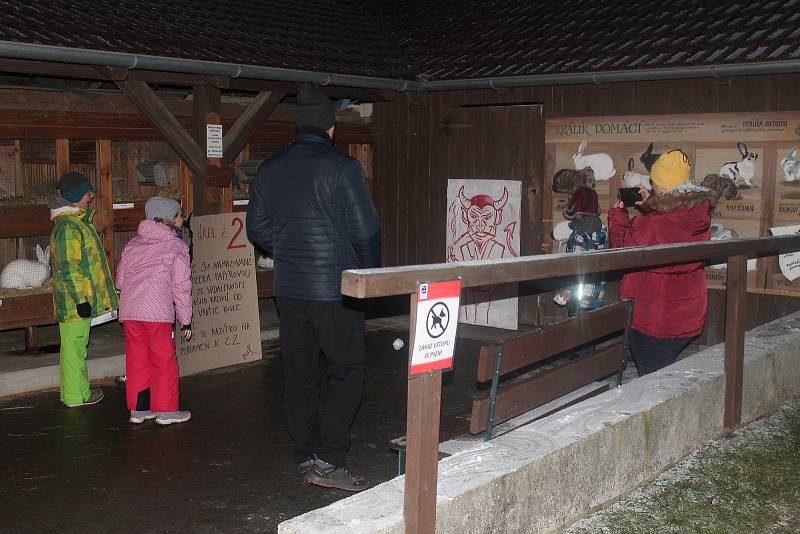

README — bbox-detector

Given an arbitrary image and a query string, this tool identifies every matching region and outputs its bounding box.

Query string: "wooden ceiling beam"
[222,90,285,166]
[116,79,205,176]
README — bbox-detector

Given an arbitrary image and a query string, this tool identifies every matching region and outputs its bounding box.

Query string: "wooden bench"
[390,299,632,473]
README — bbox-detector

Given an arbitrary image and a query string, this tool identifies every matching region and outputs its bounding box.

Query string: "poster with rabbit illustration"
[446,179,521,330]
[546,111,800,293]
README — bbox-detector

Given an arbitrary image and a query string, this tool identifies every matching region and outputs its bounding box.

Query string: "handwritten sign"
[771,224,800,281]
[177,212,262,376]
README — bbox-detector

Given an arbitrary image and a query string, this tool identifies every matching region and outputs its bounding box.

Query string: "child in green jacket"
[49,172,119,407]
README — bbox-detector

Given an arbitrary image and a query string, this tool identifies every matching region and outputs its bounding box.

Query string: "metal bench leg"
[484,345,503,441]
[398,450,406,476]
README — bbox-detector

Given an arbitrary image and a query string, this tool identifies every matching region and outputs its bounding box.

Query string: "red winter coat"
[608,190,715,339]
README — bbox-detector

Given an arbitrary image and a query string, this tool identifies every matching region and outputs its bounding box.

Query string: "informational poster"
[409,279,461,376]
[546,112,800,292]
[446,179,521,330]
[206,124,223,158]
[176,212,262,376]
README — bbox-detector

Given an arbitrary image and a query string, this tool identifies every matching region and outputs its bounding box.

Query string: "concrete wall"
[279,312,800,534]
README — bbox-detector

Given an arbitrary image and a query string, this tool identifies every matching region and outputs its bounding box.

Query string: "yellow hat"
[650,149,691,190]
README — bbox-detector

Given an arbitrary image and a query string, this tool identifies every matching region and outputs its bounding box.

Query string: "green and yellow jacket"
[50,207,119,322]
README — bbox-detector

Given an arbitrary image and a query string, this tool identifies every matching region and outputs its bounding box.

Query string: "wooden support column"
[403,292,441,534]
[724,254,747,429]
[192,83,221,215]
[24,326,38,352]
[94,140,114,276]
[206,112,230,213]
[180,160,193,216]
[56,139,69,176]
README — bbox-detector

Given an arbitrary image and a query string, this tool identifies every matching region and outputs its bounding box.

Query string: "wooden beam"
[115,79,205,176]
[56,139,69,176]
[724,254,747,429]
[341,235,800,299]
[222,90,285,166]
[94,140,115,277]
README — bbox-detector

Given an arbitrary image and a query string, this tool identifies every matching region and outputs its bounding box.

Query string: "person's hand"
[635,186,651,206]
[613,199,626,209]
[76,302,92,318]
[181,323,192,341]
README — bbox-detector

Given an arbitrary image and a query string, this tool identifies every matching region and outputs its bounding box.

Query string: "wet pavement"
[0,326,484,534]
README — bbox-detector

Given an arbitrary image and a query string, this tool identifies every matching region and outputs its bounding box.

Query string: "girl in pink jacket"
[116,197,192,425]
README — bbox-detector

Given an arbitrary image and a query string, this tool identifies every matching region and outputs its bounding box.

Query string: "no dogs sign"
[409,279,461,376]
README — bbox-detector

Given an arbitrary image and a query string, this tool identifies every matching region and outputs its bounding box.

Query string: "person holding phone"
[608,149,717,376]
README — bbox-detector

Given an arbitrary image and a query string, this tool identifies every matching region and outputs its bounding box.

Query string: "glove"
[181,323,192,331]
[76,302,92,318]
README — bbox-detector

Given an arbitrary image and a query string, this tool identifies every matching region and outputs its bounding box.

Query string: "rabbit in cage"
[1,244,51,288]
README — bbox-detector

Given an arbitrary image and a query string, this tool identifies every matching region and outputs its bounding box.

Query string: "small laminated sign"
[409,279,461,376]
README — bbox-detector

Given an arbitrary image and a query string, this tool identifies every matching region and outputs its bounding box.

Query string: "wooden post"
[192,83,221,215]
[403,292,442,534]
[56,139,69,176]
[24,326,38,352]
[180,160,193,217]
[724,254,747,429]
[94,140,114,276]
[206,111,231,213]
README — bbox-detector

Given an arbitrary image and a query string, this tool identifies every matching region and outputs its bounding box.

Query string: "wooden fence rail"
[340,234,800,534]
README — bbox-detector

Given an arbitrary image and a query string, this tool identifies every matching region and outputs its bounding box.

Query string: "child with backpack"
[553,186,608,316]
[116,197,193,425]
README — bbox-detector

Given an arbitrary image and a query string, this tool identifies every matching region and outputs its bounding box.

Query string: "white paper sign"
[409,279,461,376]
[206,124,223,158]
[771,224,800,281]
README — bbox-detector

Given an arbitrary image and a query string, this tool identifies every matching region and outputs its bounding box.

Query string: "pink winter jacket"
[116,220,192,326]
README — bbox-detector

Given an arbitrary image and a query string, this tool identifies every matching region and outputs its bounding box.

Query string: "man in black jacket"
[246,82,380,492]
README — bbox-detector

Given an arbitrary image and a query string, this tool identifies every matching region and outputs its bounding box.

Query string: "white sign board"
[409,279,461,376]
[176,213,262,375]
[446,179,521,329]
[771,224,800,281]
[206,124,223,158]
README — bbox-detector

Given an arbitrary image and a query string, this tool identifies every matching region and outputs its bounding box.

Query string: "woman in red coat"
[608,149,717,376]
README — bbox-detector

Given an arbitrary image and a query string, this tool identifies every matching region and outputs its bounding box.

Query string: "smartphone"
[618,187,641,208]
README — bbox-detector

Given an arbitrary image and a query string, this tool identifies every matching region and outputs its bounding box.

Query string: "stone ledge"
[279,312,800,534]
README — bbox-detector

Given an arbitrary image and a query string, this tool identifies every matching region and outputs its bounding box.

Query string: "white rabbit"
[573,140,615,181]
[0,244,51,289]
[622,158,651,189]
[720,142,758,188]
[781,147,800,182]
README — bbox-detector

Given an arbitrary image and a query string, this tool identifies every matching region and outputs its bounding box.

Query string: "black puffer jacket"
[246,130,381,300]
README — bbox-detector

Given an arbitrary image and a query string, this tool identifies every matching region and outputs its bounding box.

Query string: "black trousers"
[628,328,692,377]
[275,297,366,467]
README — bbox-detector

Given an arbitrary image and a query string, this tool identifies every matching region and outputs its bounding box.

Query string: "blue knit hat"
[56,172,92,203]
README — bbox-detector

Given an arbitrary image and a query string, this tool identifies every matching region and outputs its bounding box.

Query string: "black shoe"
[303,459,370,492]
[298,457,316,477]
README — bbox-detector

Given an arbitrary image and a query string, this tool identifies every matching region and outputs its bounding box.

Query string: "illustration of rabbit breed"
[0,244,51,289]
[573,140,615,181]
[622,158,651,189]
[552,166,595,194]
[720,142,758,188]
[781,147,800,182]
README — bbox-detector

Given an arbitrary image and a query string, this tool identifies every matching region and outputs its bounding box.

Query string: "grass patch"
[566,400,800,533]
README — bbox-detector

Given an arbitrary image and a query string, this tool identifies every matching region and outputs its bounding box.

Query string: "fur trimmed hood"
[643,189,718,213]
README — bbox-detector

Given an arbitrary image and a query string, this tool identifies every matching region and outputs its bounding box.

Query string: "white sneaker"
[129,410,157,424]
[155,411,192,425]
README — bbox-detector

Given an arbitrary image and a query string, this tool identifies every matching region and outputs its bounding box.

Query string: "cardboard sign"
[771,224,800,281]
[176,213,262,375]
[409,279,461,376]
[206,124,223,158]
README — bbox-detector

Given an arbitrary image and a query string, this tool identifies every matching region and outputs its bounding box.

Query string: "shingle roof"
[1,0,800,83]
[367,0,800,81]
[0,0,415,79]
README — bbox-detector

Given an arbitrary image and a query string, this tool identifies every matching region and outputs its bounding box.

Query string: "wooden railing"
[340,234,800,534]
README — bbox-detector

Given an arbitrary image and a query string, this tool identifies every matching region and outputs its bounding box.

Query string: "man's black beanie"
[296,82,335,131]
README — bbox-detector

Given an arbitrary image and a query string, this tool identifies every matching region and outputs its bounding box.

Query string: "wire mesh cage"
[112,140,181,201]
[0,138,58,205]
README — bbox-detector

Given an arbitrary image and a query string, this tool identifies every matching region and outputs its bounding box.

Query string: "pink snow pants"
[123,321,179,412]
